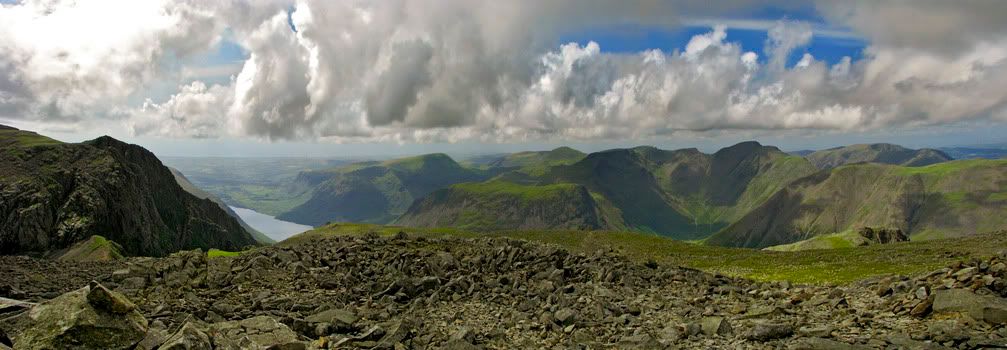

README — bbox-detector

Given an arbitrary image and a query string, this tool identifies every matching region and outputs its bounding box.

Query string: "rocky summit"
[2,234,1007,349]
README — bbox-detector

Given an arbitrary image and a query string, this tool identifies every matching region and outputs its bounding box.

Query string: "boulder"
[747,322,793,341]
[8,282,147,350]
[305,308,358,331]
[85,281,135,314]
[210,316,304,349]
[554,308,577,326]
[932,288,1007,324]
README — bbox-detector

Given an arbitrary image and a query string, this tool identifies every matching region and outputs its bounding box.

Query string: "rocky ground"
[1,233,1006,349]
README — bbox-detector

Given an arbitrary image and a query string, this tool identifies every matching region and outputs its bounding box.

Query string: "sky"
[1,1,1007,157]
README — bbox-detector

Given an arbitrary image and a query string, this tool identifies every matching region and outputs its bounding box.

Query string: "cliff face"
[0,127,258,257]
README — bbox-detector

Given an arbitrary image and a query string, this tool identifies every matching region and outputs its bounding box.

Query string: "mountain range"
[0,125,259,257]
[5,123,1002,256]
[280,141,1004,248]
[804,143,952,170]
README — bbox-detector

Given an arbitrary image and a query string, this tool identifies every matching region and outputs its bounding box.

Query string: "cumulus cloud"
[127,81,234,138]
[2,0,1007,143]
[0,0,229,121]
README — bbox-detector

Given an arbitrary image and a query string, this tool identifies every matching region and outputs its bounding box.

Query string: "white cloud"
[2,0,1007,144]
[127,81,234,138]
[0,0,229,120]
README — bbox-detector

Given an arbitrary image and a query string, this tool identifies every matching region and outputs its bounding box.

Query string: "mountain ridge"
[277,153,488,226]
[401,142,819,239]
[805,143,952,170]
[0,125,259,257]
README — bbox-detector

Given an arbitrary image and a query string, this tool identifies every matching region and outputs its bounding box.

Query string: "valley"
[175,139,1006,250]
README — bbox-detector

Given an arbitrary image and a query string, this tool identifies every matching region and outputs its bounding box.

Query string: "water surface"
[229,206,313,242]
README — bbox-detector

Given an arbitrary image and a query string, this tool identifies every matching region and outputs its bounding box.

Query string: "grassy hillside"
[806,143,951,170]
[395,180,624,231]
[277,153,488,226]
[281,223,1007,285]
[708,159,1007,248]
[402,142,817,240]
[54,235,124,261]
[763,230,868,251]
[482,147,587,176]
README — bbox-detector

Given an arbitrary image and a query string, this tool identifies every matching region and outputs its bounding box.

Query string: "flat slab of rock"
[210,316,304,349]
[932,288,1007,324]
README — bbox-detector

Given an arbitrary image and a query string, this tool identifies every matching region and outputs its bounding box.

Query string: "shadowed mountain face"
[707,159,1007,248]
[277,153,488,226]
[401,142,819,240]
[805,143,952,170]
[169,168,275,244]
[0,126,258,257]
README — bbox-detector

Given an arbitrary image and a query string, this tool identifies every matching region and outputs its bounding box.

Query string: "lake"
[229,206,314,242]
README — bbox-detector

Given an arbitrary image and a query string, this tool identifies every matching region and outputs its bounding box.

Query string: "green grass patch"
[891,159,1007,177]
[452,180,580,201]
[764,230,862,251]
[207,249,241,258]
[0,129,63,147]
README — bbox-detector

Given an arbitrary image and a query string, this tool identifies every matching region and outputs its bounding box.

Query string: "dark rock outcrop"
[856,227,909,245]
[0,128,258,257]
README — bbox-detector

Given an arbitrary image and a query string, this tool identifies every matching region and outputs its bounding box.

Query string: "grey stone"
[305,308,358,330]
[700,316,733,337]
[210,316,303,349]
[617,333,659,349]
[953,267,977,281]
[554,308,577,326]
[932,288,1007,324]
[135,321,169,350]
[788,337,871,350]
[927,320,969,343]
[86,280,136,314]
[748,322,793,341]
[160,322,212,350]
[10,284,147,350]
[797,326,832,338]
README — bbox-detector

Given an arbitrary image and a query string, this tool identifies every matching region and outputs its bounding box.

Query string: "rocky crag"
[2,234,1006,349]
[0,126,259,257]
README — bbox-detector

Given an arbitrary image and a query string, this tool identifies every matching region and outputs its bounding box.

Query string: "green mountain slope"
[484,147,586,176]
[395,180,624,231]
[277,153,488,226]
[0,126,259,257]
[400,142,818,240]
[169,168,275,244]
[806,143,952,170]
[707,159,1007,248]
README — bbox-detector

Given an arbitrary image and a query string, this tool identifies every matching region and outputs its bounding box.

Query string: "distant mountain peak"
[805,143,952,170]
